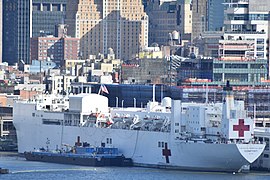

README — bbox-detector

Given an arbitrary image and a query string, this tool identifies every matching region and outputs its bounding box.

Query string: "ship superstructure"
[13,83,265,172]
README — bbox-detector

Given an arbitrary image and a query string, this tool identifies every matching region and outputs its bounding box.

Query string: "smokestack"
[75,136,82,146]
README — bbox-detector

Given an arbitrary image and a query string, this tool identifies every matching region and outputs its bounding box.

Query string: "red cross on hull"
[162,143,171,163]
[233,119,250,137]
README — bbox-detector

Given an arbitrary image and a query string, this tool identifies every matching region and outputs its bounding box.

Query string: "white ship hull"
[13,91,266,172]
[14,120,264,172]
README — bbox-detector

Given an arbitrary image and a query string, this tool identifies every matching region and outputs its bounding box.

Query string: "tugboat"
[0,168,9,174]
[24,137,133,167]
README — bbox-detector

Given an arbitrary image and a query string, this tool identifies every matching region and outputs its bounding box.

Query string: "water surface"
[1,152,270,180]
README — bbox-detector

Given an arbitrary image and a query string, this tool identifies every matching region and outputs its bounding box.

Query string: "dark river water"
[1,152,270,180]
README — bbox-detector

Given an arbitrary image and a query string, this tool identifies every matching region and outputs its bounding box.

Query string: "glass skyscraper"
[2,0,67,65]
[32,0,67,37]
[3,0,31,65]
[207,0,224,31]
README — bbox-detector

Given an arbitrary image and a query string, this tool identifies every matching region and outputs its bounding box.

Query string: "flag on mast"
[98,84,109,94]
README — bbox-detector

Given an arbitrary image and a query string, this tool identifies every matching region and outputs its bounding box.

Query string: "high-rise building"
[146,0,181,46]
[183,0,193,35]
[145,0,192,46]
[192,0,224,40]
[207,0,224,31]
[3,0,31,65]
[192,0,208,41]
[2,0,67,66]
[0,0,2,63]
[32,0,67,37]
[31,25,80,65]
[223,0,270,75]
[224,0,270,33]
[65,0,148,60]
[30,36,80,65]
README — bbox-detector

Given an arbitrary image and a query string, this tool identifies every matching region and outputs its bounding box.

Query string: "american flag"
[99,84,109,94]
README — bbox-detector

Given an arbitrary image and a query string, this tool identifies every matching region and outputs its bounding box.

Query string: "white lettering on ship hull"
[236,144,266,163]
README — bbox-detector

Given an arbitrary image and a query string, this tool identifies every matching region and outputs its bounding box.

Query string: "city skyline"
[0,0,269,68]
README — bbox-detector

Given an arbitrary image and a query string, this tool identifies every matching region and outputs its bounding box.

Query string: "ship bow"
[236,144,265,163]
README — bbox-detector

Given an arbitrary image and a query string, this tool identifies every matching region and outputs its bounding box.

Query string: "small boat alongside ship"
[24,138,133,167]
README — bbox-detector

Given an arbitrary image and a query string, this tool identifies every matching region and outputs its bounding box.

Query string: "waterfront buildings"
[176,55,268,86]
[223,0,270,61]
[176,57,213,84]
[218,32,268,61]
[13,84,45,100]
[63,59,86,75]
[200,1,270,60]
[62,50,121,81]
[23,60,57,74]
[212,59,268,85]
[190,0,270,84]
[121,58,167,85]
[65,0,148,61]
[222,0,270,75]
[45,74,87,95]
[0,106,15,141]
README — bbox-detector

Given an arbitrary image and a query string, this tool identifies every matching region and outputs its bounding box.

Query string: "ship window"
[231,112,235,119]
[106,138,112,144]
[263,154,269,158]
[259,137,263,142]
[42,119,61,125]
